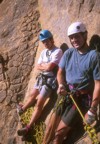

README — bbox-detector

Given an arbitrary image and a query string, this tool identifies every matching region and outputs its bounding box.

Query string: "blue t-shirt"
[59,48,100,90]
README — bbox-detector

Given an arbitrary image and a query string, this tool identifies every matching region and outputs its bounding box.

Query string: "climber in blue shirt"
[43,22,100,144]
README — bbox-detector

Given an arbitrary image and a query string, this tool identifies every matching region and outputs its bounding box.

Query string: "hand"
[57,84,67,96]
[85,110,96,125]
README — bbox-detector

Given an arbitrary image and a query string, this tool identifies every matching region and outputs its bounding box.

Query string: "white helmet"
[67,22,87,36]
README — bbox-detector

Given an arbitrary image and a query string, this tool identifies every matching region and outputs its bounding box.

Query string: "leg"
[43,113,61,144]
[43,94,67,144]
[53,104,80,144]
[28,94,47,127]
[53,120,71,144]
[22,88,39,111]
[17,85,52,136]
[43,95,67,144]
[17,94,48,136]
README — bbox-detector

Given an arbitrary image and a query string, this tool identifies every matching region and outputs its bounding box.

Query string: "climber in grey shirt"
[17,29,63,136]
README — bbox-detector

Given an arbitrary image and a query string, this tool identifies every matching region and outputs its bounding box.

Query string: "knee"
[55,128,66,137]
[35,103,43,112]
[29,89,38,99]
[29,94,35,101]
[53,128,68,143]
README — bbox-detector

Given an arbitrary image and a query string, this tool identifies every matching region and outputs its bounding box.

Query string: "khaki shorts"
[34,73,56,97]
[34,83,52,97]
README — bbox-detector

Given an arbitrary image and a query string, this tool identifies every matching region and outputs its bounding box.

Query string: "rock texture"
[0,0,41,144]
[0,0,100,144]
[39,0,100,47]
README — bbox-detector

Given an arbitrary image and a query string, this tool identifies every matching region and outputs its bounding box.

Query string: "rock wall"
[39,0,100,47]
[0,0,100,144]
[0,0,41,144]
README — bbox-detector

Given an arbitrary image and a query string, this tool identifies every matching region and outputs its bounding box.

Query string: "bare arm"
[57,68,67,96]
[85,80,100,124]
[57,68,65,85]
[36,62,57,72]
[91,80,100,108]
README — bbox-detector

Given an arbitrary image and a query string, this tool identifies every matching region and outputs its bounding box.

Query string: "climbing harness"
[45,38,100,144]
[36,73,57,90]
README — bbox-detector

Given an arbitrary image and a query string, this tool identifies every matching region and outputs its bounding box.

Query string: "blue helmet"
[39,30,53,41]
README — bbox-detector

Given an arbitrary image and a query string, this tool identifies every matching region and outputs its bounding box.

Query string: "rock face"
[0,0,40,144]
[39,0,100,47]
[0,0,100,144]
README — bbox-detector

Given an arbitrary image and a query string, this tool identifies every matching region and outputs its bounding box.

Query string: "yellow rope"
[70,94,99,144]
[70,94,87,124]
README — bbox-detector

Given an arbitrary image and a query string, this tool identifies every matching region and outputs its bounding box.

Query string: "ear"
[83,32,88,41]
[50,37,54,44]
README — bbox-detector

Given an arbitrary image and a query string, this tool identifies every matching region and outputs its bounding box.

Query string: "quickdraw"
[70,93,99,144]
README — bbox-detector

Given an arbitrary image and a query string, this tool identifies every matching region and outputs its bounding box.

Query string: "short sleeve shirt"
[59,48,100,90]
[38,47,63,76]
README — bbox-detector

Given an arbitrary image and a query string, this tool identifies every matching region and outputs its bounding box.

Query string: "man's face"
[69,33,86,50]
[42,38,53,49]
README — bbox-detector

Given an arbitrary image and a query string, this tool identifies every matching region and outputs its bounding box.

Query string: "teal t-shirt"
[59,48,100,90]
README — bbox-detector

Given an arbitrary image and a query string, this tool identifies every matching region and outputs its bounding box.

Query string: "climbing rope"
[69,93,99,144]
[45,92,99,144]
[44,95,66,144]
[69,43,100,143]
[18,105,45,144]
[53,95,66,113]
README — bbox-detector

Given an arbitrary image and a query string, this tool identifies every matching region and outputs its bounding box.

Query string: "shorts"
[34,83,52,97]
[61,103,79,127]
[34,73,56,97]
[55,95,88,127]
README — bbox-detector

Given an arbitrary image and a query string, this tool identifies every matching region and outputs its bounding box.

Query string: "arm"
[37,48,62,72]
[57,68,66,86]
[85,80,100,124]
[57,68,67,96]
[36,62,57,72]
[85,52,100,124]
[91,79,100,108]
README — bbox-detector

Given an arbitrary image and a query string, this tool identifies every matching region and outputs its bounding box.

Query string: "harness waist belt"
[69,84,89,94]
